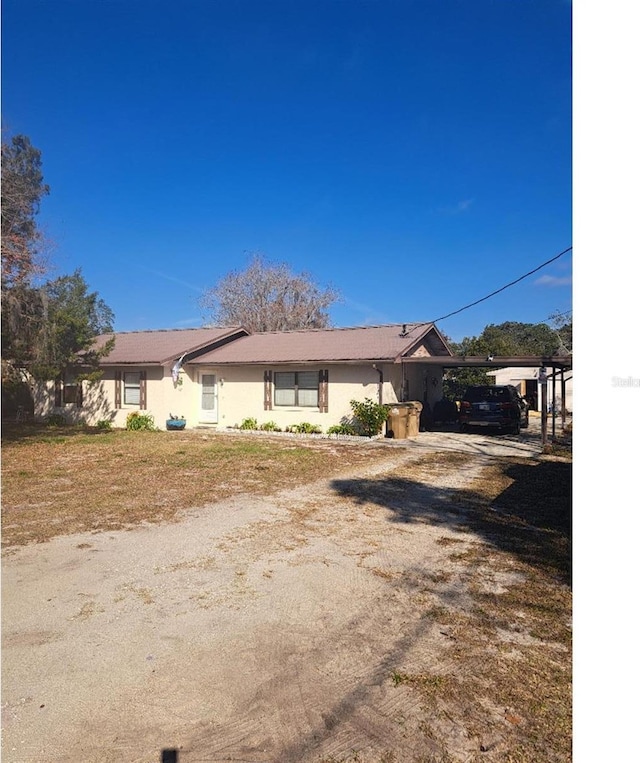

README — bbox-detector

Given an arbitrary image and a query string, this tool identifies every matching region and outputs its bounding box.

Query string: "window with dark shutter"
[123,372,140,405]
[274,371,320,408]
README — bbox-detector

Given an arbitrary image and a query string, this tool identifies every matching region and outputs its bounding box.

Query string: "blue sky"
[2,0,572,342]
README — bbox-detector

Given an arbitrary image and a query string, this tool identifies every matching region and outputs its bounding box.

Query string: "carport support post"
[561,368,567,432]
[539,367,548,449]
[551,367,557,441]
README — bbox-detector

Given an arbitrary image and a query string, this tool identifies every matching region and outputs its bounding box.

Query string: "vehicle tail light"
[461,401,471,411]
[499,403,512,410]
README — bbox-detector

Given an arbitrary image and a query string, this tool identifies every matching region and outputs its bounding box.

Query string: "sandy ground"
[2,426,544,762]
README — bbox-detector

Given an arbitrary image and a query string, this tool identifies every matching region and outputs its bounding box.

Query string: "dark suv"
[459,385,529,434]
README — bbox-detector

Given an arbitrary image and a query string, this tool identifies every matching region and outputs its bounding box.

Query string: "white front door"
[200,373,218,423]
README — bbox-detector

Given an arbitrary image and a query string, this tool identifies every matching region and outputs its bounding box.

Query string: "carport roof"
[191,322,453,365]
[402,355,573,369]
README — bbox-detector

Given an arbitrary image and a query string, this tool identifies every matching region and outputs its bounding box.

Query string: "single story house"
[33,322,454,432]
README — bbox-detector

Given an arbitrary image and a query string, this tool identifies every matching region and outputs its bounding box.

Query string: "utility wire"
[430,246,572,323]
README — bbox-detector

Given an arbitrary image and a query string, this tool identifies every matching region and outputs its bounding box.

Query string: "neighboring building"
[486,365,573,413]
[33,323,454,431]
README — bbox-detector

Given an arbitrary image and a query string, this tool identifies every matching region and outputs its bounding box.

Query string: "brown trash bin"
[385,402,423,439]
[406,401,423,437]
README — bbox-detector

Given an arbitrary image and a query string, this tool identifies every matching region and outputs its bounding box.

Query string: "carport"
[401,353,573,446]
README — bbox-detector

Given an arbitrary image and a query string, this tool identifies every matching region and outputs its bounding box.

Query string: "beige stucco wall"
[33,361,446,431]
[194,363,404,431]
[403,363,444,408]
[33,366,196,429]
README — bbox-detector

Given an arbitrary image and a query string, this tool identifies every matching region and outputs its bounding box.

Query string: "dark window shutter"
[54,377,63,407]
[115,371,122,408]
[76,382,83,408]
[319,369,329,412]
[264,370,272,410]
[140,370,147,409]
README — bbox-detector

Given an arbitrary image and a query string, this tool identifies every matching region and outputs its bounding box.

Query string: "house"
[486,365,573,413]
[33,322,454,432]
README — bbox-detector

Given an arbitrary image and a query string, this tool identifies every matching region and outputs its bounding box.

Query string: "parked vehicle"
[459,385,529,434]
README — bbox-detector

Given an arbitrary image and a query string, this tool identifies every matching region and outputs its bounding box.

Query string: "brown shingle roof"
[191,323,451,365]
[95,327,246,365]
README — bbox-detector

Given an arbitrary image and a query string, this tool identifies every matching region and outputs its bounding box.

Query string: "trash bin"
[385,402,423,439]
[406,401,422,437]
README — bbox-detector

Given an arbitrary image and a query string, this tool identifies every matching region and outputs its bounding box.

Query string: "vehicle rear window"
[463,386,511,402]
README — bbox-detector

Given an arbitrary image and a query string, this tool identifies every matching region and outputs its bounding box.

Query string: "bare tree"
[200,254,340,332]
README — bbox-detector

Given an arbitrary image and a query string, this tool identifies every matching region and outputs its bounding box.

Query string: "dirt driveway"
[2,425,552,762]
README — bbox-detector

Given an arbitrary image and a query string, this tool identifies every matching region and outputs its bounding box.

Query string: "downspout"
[372,364,384,405]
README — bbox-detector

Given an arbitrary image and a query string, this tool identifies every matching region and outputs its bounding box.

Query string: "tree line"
[1,135,115,398]
[1,133,571,413]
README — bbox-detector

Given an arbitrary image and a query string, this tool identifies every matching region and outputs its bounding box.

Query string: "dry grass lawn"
[1,424,395,548]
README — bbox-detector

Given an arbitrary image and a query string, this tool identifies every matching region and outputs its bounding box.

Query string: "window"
[63,384,80,405]
[55,375,83,407]
[124,372,141,405]
[274,371,319,407]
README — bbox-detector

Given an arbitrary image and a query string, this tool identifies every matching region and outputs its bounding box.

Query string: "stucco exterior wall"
[33,367,196,429]
[403,364,444,408]
[193,363,404,432]
[32,361,446,431]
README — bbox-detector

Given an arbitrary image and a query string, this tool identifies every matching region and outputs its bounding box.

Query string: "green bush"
[327,423,358,436]
[239,417,259,430]
[126,412,157,431]
[260,421,282,432]
[350,398,389,437]
[287,422,322,434]
[95,419,113,431]
[45,413,67,427]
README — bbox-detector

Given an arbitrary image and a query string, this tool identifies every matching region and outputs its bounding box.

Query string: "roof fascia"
[401,355,573,369]
[189,358,399,367]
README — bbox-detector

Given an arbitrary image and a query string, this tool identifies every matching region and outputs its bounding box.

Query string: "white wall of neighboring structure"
[486,366,573,413]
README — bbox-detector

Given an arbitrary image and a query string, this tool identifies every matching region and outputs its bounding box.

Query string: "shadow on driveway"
[331,457,571,585]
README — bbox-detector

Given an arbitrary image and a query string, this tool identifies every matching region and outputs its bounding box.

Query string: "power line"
[430,246,572,323]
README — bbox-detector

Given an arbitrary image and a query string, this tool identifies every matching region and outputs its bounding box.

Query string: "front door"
[200,373,218,423]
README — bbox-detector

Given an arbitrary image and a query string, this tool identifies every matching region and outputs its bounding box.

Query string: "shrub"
[239,417,259,430]
[350,398,389,437]
[126,412,157,431]
[287,422,322,434]
[95,419,113,431]
[327,423,358,436]
[260,421,282,432]
[45,413,67,427]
